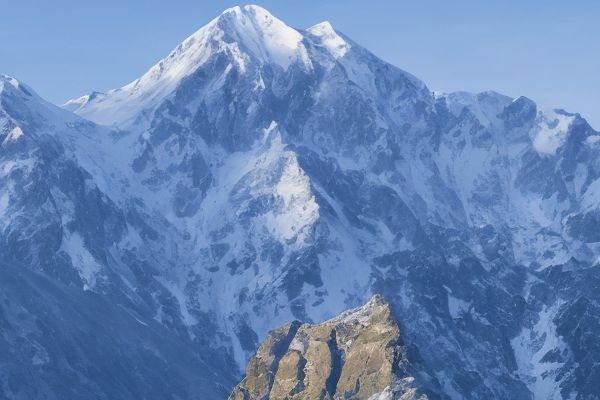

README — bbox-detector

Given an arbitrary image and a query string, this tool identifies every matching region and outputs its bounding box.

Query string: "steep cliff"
[230,295,428,400]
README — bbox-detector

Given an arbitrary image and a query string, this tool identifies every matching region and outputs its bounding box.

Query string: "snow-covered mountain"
[2,5,600,399]
[0,73,236,399]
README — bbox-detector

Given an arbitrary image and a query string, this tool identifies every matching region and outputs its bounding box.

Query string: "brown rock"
[229,295,428,400]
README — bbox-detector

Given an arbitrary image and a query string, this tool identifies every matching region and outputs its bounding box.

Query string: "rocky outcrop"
[229,295,427,400]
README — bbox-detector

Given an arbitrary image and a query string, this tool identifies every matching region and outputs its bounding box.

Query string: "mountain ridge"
[63,4,432,131]
[2,5,600,399]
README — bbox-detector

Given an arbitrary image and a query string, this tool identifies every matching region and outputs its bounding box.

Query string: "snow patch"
[585,135,600,146]
[367,386,393,400]
[61,232,103,290]
[2,126,24,144]
[532,111,574,155]
[0,191,8,220]
[448,294,471,319]
[308,21,350,58]
[266,152,319,242]
[62,94,91,113]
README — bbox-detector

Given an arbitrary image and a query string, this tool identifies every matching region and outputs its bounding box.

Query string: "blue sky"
[1,0,598,128]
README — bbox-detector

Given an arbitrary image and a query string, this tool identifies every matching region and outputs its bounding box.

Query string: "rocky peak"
[229,295,428,400]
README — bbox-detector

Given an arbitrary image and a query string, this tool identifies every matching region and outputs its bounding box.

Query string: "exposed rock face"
[230,295,427,400]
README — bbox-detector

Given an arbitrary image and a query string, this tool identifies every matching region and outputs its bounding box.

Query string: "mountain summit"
[64,4,311,127]
[229,295,428,400]
[2,5,600,400]
[64,4,428,129]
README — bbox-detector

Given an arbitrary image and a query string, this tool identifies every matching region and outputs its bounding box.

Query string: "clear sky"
[1,0,598,128]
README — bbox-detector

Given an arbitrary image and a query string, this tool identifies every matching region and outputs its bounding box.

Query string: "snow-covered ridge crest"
[219,5,310,69]
[325,293,388,326]
[65,4,433,130]
[66,4,311,127]
[0,74,21,92]
[0,74,36,103]
[63,91,105,113]
[1,73,85,129]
